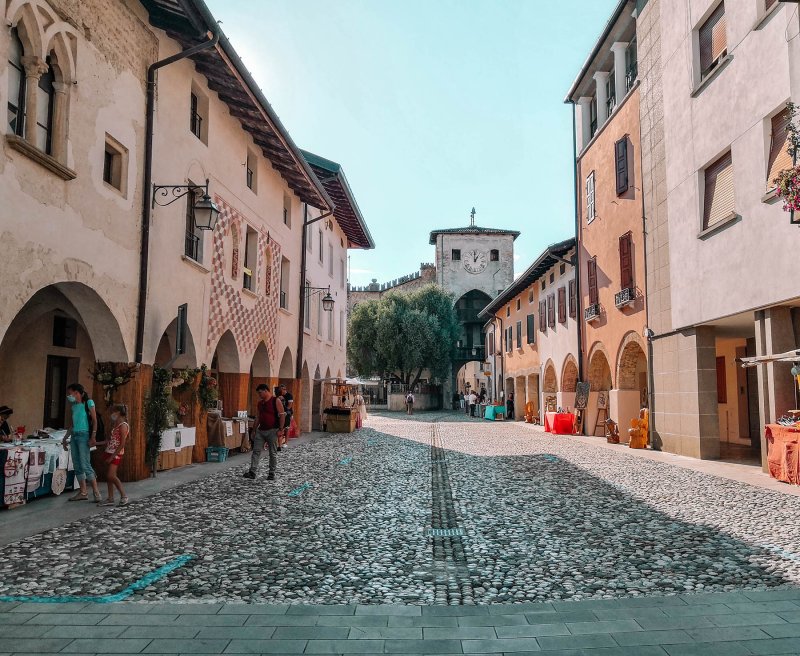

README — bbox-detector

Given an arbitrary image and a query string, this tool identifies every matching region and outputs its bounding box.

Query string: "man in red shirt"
[244,384,286,480]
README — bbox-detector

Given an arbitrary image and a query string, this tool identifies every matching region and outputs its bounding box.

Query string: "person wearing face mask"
[97,404,129,507]
[61,383,102,502]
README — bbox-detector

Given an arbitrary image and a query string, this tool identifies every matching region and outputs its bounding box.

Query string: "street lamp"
[152,178,220,231]
[306,285,335,312]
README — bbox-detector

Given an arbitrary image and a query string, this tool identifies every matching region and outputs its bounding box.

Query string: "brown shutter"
[716,356,727,403]
[703,151,735,229]
[526,314,535,343]
[615,137,629,195]
[547,294,555,327]
[568,279,577,317]
[587,258,599,306]
[699,3,726,76]
[767,109,793,190]
[765,0,778,10]
[558,287,567,323]
[619,232,633,290]
[539,300,546,331]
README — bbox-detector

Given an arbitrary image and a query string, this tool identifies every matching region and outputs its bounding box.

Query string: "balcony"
[454,346,485,362]
[625,64,638,92]
[615,287,636,309]
[584,303,601,324]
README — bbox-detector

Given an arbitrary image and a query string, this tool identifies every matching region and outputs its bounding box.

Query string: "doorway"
[43,355,78,429]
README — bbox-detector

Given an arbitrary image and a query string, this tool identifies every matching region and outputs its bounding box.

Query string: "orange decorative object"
[765,424,800,485]
[524,401,536,423]
[628,408,648,449]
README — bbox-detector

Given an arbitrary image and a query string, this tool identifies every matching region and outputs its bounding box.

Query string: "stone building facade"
[0,0,372,481]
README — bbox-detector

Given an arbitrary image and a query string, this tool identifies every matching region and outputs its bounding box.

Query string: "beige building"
[639,0,799,464]
[0,0,372,480]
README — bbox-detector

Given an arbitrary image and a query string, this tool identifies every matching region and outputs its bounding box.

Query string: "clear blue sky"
[207,0,618,287]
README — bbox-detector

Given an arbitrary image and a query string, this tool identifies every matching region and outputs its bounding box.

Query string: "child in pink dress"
[98,404,129,507]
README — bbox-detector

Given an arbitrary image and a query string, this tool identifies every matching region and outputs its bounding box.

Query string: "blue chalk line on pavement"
[288,482,312,497]
[339,456,353,465]
[762,543,800,563]
[0,554,194,604]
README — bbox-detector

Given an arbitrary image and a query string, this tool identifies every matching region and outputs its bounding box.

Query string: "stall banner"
[26,448,45,493]
[2,448,29,506]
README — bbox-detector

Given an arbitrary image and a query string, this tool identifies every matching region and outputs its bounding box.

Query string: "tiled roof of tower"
[479,238,576,318]
[301,151,374,250]
[428,226,521,245]
[140,0,333,211]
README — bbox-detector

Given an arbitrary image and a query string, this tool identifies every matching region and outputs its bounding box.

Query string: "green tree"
[347,284,460,387]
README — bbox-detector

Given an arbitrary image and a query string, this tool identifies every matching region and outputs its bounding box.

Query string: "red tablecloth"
[545,412,575,435]
[766,424,800,485]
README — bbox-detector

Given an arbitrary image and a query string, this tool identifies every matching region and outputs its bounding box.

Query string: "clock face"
[463,249,488,274]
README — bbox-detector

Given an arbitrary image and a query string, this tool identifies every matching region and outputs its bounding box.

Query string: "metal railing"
[626,64,638,92]
[615,287,636,308]
[584,303,601,322]
[454,346,485,362]
[280,290,287,310]
[184,232,200,262]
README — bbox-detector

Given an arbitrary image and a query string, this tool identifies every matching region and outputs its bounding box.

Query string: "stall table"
[484,405,506,421]
[765,424,799,485]
[545,412,576,435]
[1,438,75,508]
[157,427,196,471]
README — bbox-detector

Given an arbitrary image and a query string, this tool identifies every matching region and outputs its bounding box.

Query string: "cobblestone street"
[2,412,800,654]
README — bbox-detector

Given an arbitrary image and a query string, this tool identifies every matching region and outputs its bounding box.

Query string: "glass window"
[7,28,25,136]
[35,60,55,154]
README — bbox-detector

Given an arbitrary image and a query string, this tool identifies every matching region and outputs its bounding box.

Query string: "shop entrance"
[43,355,78,429]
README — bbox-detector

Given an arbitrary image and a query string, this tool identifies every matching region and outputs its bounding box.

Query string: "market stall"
[321,379,361,433]
[545,412,576,435]
[484,405,506,421]
[157,426,196,471]
[1,431,76,508]
[765,424,799,485]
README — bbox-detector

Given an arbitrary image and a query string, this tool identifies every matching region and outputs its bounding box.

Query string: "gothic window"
[35,58,56,154]
[7,28,26,136]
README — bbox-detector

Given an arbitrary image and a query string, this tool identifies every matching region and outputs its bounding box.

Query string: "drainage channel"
[428,422,475,605]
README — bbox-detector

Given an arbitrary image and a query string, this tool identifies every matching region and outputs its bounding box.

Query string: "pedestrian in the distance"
[507,392,515,421]
[98,403,129,507]
[459,393,465,411]
[244,384,285,481]
[61,383,102,502]
[405,391,414,415]
[469,391,477,417]
[279,384,294,444]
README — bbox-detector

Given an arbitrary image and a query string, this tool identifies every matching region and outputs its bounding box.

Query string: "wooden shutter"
[587,258,599,306]
[699,3,726,77]
[765,0,778,10]
[568,279,577,317]
[516,321,522,349]
[539,300,547,331]
[716,356,727,403]
[703,151,735,229]
[558,287,567,324]
[767,109,792,190]
[547,294,555,328]
[619,232,633,290]
[586,172,596,222]
[526,314,535,344]
[615,137,629,195]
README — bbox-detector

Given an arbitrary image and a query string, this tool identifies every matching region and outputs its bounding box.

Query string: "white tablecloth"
[160,427,196,453]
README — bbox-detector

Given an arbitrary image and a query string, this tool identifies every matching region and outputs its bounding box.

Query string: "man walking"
[405,391,414,415]
[244,384,285,481]
[468,390,477,417]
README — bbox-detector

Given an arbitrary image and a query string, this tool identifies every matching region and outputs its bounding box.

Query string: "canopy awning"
[738,349,800,368]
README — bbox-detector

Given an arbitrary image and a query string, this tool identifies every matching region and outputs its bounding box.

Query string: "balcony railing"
[590,118,598,138]
[615,287,636,308]
[280,290,288,310]
[584,303,601,323]
[625,64,638,92]
[454,346,485,362]
[606,95,616,116]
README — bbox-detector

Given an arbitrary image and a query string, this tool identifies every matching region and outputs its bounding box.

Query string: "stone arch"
[154,316,197,369]
[249,342,271,378]
[300,361,312,432]
[211,330,239,373]
[587,342,613,391]
[45,29,76,85]
[543,360,558,393]
[312,364,323,430]
[6,2,45,58]
[325,366,331,379]
[561,354,579,393]
[616,331,648,391]
[278,347,293,379]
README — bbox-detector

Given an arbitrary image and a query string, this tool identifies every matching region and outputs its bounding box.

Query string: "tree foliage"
[347,284,460,386]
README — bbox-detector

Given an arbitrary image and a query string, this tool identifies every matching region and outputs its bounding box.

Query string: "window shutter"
[586,171,596,222]
[716,356,727,403]
[568,279,577,318]
[615,138,629,195]
[703,151,735,229]
[767,110,792,190]
[526,314,535,344]
[539,300,547,332]
[765,0,778,9]
[587,259,599,306]
[558,287,567,324]
[699,3,726,77]
[619,232,633,290]
[547,294,555,328]
[516,321,522,349]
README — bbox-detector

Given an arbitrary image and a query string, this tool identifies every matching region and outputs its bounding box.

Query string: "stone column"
[51,80,70,163]
[577,97,592,150]
[755,307,796,469]
[593,71,609,127]
[611,42,629,102]
[21,56,48,146]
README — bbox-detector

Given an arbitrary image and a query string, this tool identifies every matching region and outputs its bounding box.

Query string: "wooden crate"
[326,413,356,433]
[157,445,194,471]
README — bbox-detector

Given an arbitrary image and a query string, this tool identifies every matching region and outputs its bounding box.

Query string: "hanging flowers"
[197,364,219,409]
[774,102,800,215]
[89,363,138,405]
[171,367,200,391]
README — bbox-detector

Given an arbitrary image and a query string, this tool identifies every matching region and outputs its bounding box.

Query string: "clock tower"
[429,209,520,399]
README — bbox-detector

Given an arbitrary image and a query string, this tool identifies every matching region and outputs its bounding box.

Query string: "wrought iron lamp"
[305,285,335,312]
[152,178,220,231]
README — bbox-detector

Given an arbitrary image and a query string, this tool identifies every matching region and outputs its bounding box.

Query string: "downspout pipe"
[135,27,220,364]
[569,100,585,382]
[295,208,335,381]
[640,123,658,449]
